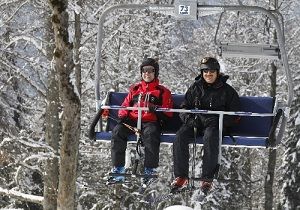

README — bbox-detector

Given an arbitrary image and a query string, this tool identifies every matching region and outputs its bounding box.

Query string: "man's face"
[202,69,218,84]
[141,66,155,82]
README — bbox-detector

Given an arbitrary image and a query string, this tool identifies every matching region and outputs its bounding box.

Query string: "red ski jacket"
[118,79,173,122]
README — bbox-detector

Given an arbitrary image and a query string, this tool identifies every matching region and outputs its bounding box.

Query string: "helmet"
[140,58,159,78]
[199,57,220,72]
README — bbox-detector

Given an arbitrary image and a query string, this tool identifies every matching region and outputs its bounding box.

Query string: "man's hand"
[184,115,203,128]
[202,116,218,127]
[148,104,158,113]
[117,117,128,124]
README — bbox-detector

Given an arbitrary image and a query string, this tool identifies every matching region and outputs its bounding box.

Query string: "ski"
[170,185,196,194]
[105,180,132,186]
[105,172,158,186]
[137,178,158,195]
[109,172,158,178]
[191,177,241,183]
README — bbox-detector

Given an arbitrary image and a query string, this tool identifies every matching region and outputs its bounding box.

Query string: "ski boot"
[106,166,125,185]
[170,177,189,194]
[200,180,213,195]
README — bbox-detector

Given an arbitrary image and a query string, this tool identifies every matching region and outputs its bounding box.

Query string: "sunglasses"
[142,66,155,74]
[202,69,217,74]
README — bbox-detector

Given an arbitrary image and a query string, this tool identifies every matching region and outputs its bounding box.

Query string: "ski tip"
[170,187,182,194]
[105,180,130,186]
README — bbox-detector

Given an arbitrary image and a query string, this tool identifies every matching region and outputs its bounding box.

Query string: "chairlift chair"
[88,0,293,181]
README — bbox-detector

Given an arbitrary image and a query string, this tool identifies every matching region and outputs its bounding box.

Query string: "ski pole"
[132,94,143,175]
[192,125,197,188]
[191,97,199,188]
[214,113,224,180]
[107,115,141,135]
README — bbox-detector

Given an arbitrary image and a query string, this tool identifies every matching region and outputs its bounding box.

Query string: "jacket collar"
[140,78,159,91]
[195,74,229,89]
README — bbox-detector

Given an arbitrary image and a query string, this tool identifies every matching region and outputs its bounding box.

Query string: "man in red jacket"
[108,58,173,186]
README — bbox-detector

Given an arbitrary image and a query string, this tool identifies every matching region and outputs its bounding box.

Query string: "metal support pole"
[217,113,224,177]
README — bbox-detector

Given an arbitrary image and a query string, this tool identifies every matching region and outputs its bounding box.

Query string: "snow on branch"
[1,137,57,156]
[0,0,29,27]
[0,57,46,97]
[0,187,43,205]
[5,35,47,56]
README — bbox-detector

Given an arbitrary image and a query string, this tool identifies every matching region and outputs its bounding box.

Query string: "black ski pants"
[111,121,161,168]
[173,123,219,179]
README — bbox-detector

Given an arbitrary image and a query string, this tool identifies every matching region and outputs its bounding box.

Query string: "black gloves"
[148,104,159,113]
[117,117,129,124]
[203,115,218,127]
[148,104,171,124]
[186,117,197,127]
[180,113,198,127]
[180,113,219,128]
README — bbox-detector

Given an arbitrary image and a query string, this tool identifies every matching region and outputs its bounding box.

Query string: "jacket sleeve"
[154,87,173,122]
[223,87,240,127]
[161,88,173,118]
[179,85,196,123]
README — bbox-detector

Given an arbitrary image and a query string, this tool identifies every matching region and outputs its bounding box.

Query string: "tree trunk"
[48,0,81,209]
[74,0,82,95]
[264,61,277,210]
[73,0,82,208]
[43,13,60,210]
[264,148,276,210]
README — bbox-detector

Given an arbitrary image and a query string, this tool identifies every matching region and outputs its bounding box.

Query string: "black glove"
[202,115,218,127]
[117,117,128,124]
[148,104,158,113]
[179,112,190,124]
[185,115,203,128]
[186,117,196,127]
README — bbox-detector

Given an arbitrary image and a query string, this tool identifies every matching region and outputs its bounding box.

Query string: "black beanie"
[200,57,220,72]
[140,58,159,78]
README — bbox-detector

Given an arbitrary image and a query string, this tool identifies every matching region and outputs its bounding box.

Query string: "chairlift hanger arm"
[94,2,293,119]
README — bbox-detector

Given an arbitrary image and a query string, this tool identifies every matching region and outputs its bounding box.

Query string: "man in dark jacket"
[108,58,173,186]
[171,57,240,193]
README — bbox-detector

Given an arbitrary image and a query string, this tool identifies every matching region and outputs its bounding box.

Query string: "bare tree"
[48,0,81,210]
[43,11,60,210]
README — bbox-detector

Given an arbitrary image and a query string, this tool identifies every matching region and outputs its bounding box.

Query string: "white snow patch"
[295,112,300,126]
[69,70,80,99]
[164,205,193,210]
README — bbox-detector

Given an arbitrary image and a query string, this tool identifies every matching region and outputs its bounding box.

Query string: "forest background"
[0,0,299,209]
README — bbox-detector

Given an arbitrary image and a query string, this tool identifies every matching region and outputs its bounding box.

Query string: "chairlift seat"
[95,92,275,148]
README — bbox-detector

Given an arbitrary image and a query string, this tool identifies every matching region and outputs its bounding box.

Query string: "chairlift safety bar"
[100,105,275,117]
